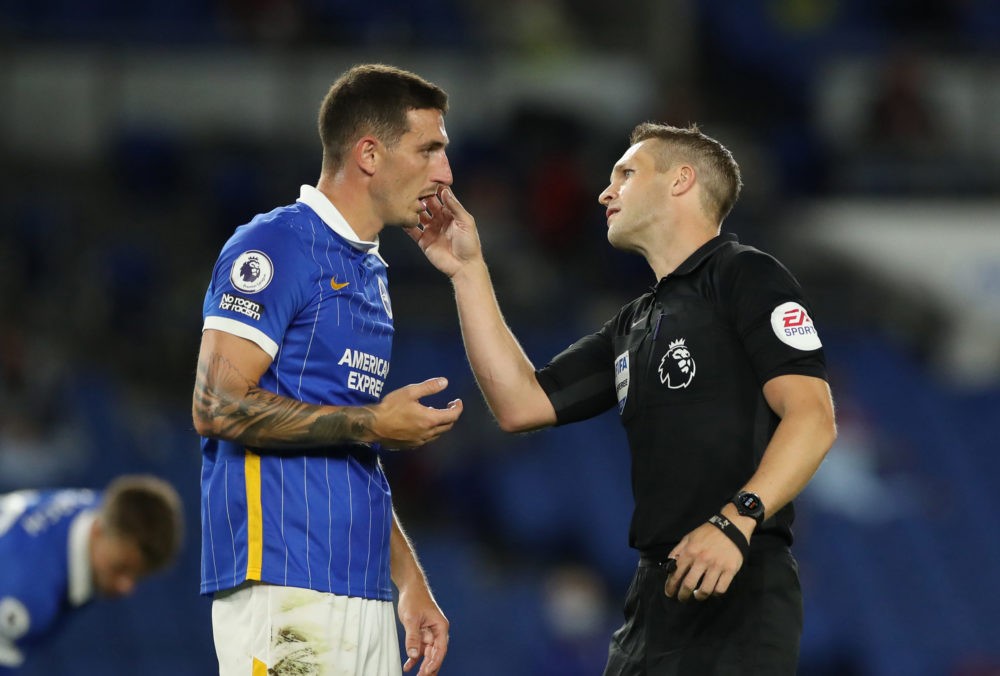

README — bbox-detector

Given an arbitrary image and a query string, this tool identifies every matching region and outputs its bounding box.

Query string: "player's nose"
[432,153,453,187]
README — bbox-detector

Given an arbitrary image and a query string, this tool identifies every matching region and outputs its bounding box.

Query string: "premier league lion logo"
[230,250,273,294]
[240,256,261,284]
[658,338,696,389]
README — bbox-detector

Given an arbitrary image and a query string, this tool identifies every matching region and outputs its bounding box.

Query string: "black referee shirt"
[536,234,827,554]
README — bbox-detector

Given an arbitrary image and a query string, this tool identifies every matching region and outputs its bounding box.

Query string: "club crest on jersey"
[377,276,393,320]
[770,301,822,350]
[658,338,696,389]
[230,250,274,294]
[614,351,630,414]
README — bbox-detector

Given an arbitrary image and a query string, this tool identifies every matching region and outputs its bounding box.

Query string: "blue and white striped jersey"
[0,489,98,670]
[200,186,395,601]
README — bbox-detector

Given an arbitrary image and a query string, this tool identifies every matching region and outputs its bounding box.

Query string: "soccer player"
[0,474,183,672]
[191,64,462,676]
[413,122,837,675]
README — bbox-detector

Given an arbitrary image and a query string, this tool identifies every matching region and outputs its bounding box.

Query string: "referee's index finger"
[440,187,469,214]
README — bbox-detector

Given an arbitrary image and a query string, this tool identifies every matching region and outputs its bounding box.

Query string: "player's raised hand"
[408,185,481,278]
[368,377,463,449]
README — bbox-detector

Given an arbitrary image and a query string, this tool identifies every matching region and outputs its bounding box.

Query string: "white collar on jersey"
[67,509,96,607]
[297,185,388,267]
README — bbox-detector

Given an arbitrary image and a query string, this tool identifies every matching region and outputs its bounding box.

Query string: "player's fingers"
[434,628,449,663]
[433,419,457,434]
[421,645,444,676]
[403,627,422,671]
[430,399,463,421]
[409,377,448,400]
[422,419,459,445]
[421,401,463,433]
[417,646,437,676]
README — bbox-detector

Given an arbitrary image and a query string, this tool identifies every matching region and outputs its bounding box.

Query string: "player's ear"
[353,136,379,177]
[92,517,114,544]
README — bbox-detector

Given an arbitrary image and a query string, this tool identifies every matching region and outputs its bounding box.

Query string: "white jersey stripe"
[204,316,279,358]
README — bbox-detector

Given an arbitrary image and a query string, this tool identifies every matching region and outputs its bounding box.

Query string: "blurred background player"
[0,474,183,673]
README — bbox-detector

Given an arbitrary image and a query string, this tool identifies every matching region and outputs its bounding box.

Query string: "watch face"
[734,492,764,521]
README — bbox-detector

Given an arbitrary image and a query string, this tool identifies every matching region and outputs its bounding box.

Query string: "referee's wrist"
[719,503,756,540]
[707,512,750,560]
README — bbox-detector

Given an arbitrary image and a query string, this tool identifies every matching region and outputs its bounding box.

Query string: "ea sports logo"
[658,338,696,389]
[230,250,274,294]
[770,301,822,351]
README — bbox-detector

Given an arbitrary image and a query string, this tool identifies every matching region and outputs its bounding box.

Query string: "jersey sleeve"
[535,319,618,425]
[202,220,311,359]
[0,501,35,667]
[721,249,827,385]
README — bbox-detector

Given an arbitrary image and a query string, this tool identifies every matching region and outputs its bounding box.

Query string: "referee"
[412,122,837,675]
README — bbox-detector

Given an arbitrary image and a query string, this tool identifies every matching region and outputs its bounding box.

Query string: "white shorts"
[212,583,401,676]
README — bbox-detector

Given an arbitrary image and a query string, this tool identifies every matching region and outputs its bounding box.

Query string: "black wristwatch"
[732,491,765,525]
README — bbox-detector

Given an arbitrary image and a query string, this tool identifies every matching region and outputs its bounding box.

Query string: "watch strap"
[707,513,749,559]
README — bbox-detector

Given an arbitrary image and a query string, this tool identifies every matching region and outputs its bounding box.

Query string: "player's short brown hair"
[101,475,183,572]
[318,64,449,172]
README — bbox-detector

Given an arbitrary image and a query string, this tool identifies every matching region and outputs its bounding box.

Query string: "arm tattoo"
[193,351,375,449]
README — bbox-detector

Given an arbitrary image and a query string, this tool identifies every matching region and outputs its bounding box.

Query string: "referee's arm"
[450,258,557,433]
[412,186,556,433]
[667,373,836,602]
[731,373,837,527]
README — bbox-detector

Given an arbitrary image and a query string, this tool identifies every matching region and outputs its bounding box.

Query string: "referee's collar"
[667,232,738,279]
[297,185,388,266]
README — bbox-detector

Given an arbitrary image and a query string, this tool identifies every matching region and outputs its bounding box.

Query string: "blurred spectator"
[800,400,919,523]
[0,331,88,491]
[863,48,942,159]
[533,564,614,676]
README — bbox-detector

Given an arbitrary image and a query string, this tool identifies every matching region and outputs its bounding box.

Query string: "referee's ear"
[670,164,696,197]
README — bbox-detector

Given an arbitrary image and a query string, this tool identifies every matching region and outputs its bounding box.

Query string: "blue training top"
[0,489,99,670]
[199,185,395,601]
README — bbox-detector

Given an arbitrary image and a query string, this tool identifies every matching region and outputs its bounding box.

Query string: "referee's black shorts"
[603,536,803,676]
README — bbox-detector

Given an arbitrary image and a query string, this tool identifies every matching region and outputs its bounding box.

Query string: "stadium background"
[2,1,999,674]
